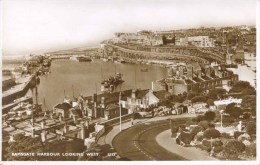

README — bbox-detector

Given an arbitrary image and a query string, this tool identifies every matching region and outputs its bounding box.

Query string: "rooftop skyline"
[2,0,257,56]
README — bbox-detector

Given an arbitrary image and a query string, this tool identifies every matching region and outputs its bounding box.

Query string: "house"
[104,104,128,120]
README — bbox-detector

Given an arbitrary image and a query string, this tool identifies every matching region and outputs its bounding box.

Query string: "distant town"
[2,24,256,161]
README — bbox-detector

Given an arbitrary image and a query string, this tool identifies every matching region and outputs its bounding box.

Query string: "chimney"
[41,120,45,129]
[81,122,86,140]
[41,130,47,142]
[31,127,35,138]
[59,115,62,122]
[131,89,136,99]
[64,123,69,134]
[85,120,89,129]
[101,97,106,108]
[151,81,154,91]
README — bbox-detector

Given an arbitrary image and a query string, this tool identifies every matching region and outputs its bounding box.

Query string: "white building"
[187,36,215,47]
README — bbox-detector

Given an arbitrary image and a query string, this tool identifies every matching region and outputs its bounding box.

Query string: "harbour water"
[29,59,168,110]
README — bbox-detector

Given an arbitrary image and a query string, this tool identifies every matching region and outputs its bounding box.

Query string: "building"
[154,63,238,95]
[187,36,215,47]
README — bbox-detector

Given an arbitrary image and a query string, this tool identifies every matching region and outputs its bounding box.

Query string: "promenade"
[156,130,217,160]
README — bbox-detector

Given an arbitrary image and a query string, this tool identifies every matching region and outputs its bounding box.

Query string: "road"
[112,119,188,160]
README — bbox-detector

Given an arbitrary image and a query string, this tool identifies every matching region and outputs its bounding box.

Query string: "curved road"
[112,119,187,160]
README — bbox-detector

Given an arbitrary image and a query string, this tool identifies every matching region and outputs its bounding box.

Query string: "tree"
[191,96,207,103]
[241,95,256,116]
[162,35,167,45]
[229,81,253,93]
[241,87,256,95]
[206,99,214,106]
[246,121,256,136]
[225,103,243,118]
[224,140,246,160]
[208,88,227,100]
[187,92,198,100]
[204,111,216,121]
[203,128,221,139]
[198,120,210,130]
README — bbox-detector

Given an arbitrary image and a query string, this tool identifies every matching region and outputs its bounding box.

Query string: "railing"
[98,113,133,128]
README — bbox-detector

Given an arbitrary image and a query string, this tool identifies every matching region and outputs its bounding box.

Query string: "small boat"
[141,68,148,72]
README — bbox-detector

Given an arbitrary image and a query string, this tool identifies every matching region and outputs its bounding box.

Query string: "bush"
[246,121,256,135]
[190,126,203,137]
[196,144,210,152]
[221,132,231,139]
[224,140,246,159]
[208,123,215,128]
[196,115,205,122]
[202,139,223,148]
[176,138,180,145]
[179,124,186,131]
[204,111,216,121]
[225,103,243,118]
[234,131,244,139]
[214,146,224,153]
[245,143,256,157]
[179,132,193,145]
[195,134,204,142]
[203,128,221,139]
[243,112,251,120]
[222,115,235,124]
[185,120,194,127]
[198,120,210,130]
[191,96,207,103]
[171,126,179,134]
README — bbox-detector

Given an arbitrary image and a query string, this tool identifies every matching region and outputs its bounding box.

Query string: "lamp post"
[119,92,122,132]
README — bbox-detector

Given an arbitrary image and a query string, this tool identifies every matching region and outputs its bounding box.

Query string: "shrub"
[203,128,221,139]
[196,115,205,122]
[176,138,180,145]
[224,140,246,159]
[234,131,244,139]
[243,112,251,120]
[171,126,179,134]
[195,134,204,142]
[245,143,256,157]
[202,139,223,148]
[246,121,256,136]
[179,132,193,145]
[198,120,210,130]
[191,96,207,103]
[185,120,193,127]
[250,134,256,142]
[221,132,231,139]
[196,144,210,152]
[222,115,235,124]
[214,146,224,153]
[208,123,215,128]
[204,111,216,121]
[190,126,203,136]
[179,124,186,130]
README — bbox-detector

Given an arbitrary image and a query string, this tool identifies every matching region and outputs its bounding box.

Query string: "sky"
[1,0,257,56]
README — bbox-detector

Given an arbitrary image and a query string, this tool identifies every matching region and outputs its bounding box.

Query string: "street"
[112,119,188,160]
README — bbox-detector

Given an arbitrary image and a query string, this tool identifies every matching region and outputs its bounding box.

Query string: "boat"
[101,73,124,92]
[101,58,108,62]
[77,56,92,62]
[141,68,148,72]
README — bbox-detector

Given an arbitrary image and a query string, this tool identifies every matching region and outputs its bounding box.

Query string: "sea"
[4,59,168,110]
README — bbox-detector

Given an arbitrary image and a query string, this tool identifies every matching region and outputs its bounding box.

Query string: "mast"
[72,85,75,99]
[135,65,137,89]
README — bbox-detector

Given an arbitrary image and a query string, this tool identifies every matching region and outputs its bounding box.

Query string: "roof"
[153,90,170,100]
[84,89,149,103]
[106,104,119,110]
[54,102,72,111]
